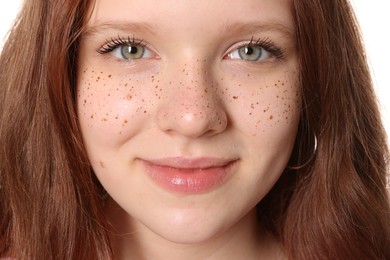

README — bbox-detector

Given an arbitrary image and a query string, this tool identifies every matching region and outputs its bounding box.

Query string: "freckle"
[269,115,273,120]
[102,118,107,122]
[144,111,147,113]
[108,74,112,78]
[251,104,255,109]
[124,120,128,124]
[90,114,94,119]
[99,161,105,168]
[204,89,208,93]
[232,96,238,99]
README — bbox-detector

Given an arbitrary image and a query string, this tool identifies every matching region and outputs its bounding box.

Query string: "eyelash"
[234,37,285,60]
[97,35,146,54]
[96,35,285,60]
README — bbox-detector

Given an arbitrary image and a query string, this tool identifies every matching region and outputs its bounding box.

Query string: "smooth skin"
[77,0,299,259]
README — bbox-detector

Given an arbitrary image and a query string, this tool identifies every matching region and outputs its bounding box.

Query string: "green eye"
[228,45,272,62]
[237,46,263,61]
[226,38,286,62]
[120,45,146,59]
[97,37,155,60]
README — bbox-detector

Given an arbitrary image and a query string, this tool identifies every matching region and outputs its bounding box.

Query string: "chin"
[143,210,229,244]
[152,224,224,245]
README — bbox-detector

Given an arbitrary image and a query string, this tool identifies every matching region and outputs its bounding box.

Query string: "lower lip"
[142,161,236,194]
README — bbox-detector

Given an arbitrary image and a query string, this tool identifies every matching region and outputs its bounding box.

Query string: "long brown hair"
[0,0,111,258]
[259,1,390,259]
[1,0,389,259]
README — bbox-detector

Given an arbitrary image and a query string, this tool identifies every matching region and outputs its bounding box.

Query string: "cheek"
[77,68,156,143]
[221,71,301,137]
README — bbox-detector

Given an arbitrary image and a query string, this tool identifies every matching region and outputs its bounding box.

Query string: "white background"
[1,1,389,144]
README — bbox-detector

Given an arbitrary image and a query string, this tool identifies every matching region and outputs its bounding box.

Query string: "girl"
[1,0,389,259]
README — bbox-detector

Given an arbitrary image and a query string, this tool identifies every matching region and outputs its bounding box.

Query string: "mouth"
[140,157,238,194]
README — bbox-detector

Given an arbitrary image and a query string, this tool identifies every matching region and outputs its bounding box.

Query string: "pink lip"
[140,157,237,194]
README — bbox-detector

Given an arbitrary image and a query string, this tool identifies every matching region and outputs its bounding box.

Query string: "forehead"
[87,0,295,36]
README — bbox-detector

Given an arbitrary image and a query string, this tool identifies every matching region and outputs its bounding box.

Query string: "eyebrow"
[222,21,295,39]
[83,20,294,39]
[83,21,157,37]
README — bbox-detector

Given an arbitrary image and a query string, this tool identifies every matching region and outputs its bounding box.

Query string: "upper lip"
[140,157,238,169]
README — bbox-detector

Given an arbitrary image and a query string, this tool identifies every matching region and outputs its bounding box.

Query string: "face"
[77,0,299,245]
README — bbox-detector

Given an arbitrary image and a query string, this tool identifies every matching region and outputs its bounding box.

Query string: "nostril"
[156,98,228,139]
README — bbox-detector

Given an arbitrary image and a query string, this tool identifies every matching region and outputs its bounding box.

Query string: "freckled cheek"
[77,71,157,140]
[225,76,301,136]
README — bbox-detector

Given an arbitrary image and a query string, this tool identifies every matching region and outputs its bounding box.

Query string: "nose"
[156,63,228,139]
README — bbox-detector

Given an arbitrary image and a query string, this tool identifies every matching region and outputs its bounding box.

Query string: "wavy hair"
[1,0,389,259]
[259,1,390,259]
[0,0,111,259]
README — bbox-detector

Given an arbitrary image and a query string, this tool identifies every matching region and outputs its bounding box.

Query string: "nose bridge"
[156,59,227,138]
[173,61,213,106]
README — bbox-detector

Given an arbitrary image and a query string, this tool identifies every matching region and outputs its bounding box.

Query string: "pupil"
[245,47,254,55]
[130,46,138,54]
